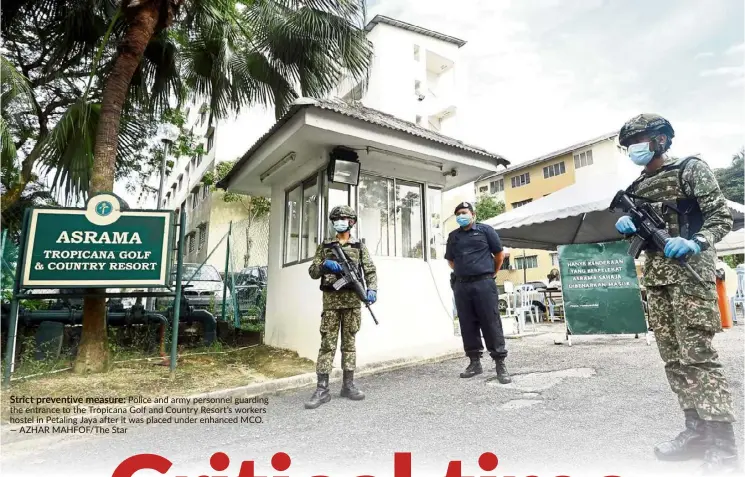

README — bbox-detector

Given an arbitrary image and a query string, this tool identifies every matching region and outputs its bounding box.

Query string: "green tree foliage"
[475,194,506,222]
[714,149,744,205]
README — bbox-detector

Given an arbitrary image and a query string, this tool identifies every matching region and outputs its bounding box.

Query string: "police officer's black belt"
[454,273,493,283]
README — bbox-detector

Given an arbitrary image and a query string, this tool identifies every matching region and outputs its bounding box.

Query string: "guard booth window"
[283,170,323,266]
[356,173,424,259]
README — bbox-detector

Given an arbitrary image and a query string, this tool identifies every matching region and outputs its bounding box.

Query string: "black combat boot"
[303,373,331,409]
[654,409,709,461]
[494,358,512,384]
[698,421,740,475]
[460,357,483,378]
[339,370,365,400]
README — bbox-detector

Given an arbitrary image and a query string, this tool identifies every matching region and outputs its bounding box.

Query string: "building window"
[283,171,322,265]
[206,131,214,153]
[202,184,209,199]
[414,44,420,61]
[189,234,195,254]
[574,149,594,169]
[416,115,422,125]
[427,186,443,259]
[478,186,488,193]
[197,153,203,167]
[178,175,183,191]
[510,172,530,188]
[490,178,504,193]
[283,185,302,265]
[198,224,207,250]
[550,252,559,267]
[515,255,538,269]
[192,192,199,209]
[500,257,510,270]
[512,199,533,208]
[301,176,320,261]
[325,181,350,238]
[543,161,566,179]
[357,173,424,259]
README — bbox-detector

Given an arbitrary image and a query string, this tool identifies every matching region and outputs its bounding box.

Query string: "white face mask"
[333,220,349,232]
[628,142,654,166]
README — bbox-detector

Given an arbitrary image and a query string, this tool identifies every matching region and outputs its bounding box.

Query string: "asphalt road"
[2,324,743,477]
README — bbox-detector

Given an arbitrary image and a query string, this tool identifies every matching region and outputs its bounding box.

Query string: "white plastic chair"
[502,280,516,317]
[515,284,539,333]
[730,265,745,325]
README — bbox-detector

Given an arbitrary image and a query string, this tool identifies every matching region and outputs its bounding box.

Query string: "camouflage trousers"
[316,308,361,374]
[647,283,735,422]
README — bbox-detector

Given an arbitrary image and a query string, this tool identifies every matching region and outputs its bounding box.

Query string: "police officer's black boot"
[304,373,331,409]
[494,358,512,384]
[698,421,740,475]
[654,409,709,461]
[460,356,482,378]
[339,370,365,400]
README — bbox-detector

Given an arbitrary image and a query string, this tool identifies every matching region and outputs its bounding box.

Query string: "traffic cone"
[716,269,733,329]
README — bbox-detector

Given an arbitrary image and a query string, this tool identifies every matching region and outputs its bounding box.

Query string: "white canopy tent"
[717,230,745,256]
[483,170,745,251]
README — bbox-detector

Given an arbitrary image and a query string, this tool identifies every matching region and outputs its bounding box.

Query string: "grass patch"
[1,343,314,423]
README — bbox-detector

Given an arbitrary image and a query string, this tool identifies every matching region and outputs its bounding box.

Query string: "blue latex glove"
[366,289,377,304]
[664,237,701,259]
[615,216,637,234]
[323,259,342,273]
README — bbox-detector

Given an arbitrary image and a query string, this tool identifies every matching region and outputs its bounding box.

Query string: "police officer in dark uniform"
[445,201,511,384]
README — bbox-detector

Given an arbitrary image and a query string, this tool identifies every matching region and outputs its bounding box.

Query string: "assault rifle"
[329,243,379,325]
[609,190,705,285]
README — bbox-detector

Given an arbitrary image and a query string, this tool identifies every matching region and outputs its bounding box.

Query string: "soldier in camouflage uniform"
[304,205,377,410]
[615,114,739,474]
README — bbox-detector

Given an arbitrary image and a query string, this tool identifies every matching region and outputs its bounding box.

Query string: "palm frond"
[37,99,153,203]
[0,55,34,110]
[0,117,19,166]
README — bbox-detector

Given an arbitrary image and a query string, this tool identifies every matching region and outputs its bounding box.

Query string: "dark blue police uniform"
[445,202,509,382]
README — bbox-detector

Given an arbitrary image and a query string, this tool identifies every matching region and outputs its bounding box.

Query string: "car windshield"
[180,265,222,282]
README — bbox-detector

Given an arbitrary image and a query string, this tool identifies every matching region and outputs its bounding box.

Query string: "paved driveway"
[2,324,742,477]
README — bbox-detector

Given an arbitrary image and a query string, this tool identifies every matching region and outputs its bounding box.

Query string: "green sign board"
[557,240,647,335]
[20,194,173,288]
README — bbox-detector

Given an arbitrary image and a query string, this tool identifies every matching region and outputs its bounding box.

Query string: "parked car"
[497,280,549,314]
[156,263,230,311]
[231,266,268,320]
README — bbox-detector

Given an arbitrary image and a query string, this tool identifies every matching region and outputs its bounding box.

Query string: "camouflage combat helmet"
[329,205,357,221]
[618,113,675,148]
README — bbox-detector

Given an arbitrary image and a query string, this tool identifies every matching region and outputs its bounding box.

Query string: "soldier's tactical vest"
[626,156,714,287]
[626,156,704,240]
[319,241,365,292]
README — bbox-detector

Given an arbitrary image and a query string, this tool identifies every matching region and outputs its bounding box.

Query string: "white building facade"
[219,98,510,368]
[215,15,516,368]
[336,16,464,139]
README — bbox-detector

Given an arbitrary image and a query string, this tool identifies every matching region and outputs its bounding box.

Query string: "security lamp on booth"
[327,146,361,186]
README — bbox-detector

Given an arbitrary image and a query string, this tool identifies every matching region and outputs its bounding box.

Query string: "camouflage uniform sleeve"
[308,244,326,280]
[682,159,733,245]
[360,243,378,291]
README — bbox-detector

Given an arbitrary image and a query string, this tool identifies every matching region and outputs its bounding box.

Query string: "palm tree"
[76,0,373,372]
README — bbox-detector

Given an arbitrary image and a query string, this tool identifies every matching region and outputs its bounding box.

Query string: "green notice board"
[20,193,173,288]
[558,240,647,335]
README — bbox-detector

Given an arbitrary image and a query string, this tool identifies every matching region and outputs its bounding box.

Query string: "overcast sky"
[120,0,744,205]
[366,0,744,168]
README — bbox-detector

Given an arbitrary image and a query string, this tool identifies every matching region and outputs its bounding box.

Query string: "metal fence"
[218,216,270,327]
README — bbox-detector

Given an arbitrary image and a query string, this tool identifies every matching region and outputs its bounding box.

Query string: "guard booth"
[217,98,510,367]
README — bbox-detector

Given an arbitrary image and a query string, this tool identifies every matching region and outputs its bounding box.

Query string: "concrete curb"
[1,349,465,444]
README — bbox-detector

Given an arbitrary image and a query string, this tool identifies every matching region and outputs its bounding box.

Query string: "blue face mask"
[333,220,350,232]
[628,142,654,166]
[456,214,472,227]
